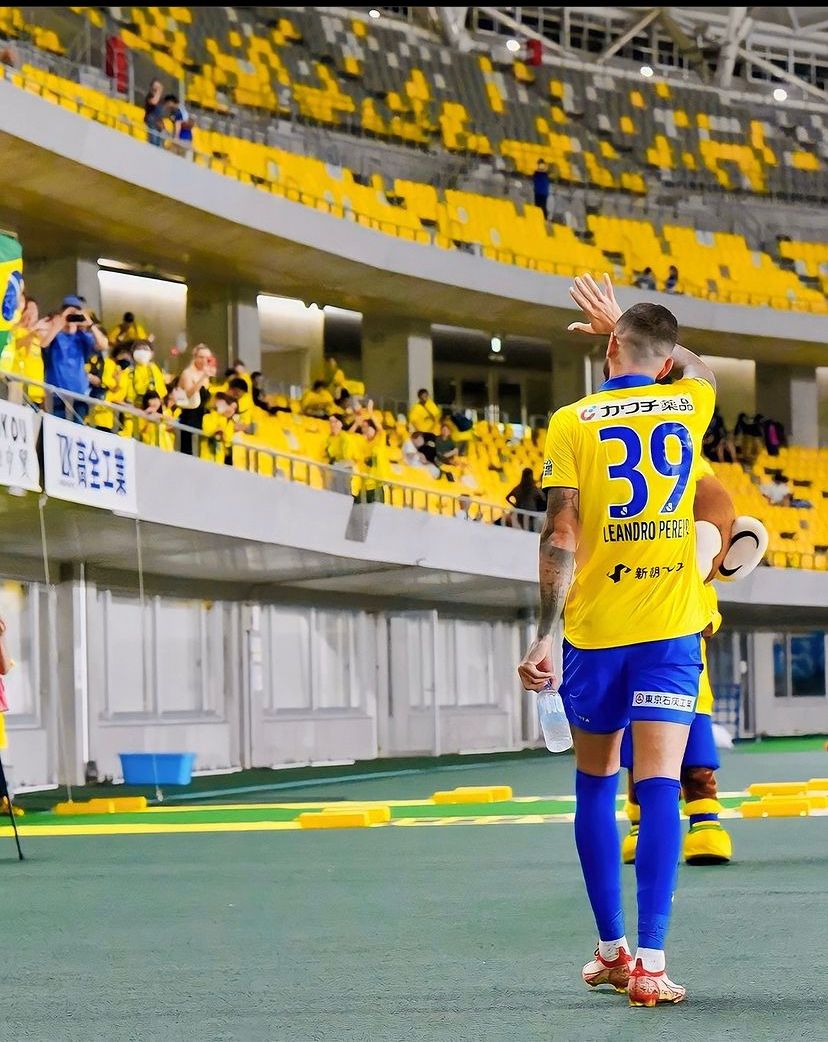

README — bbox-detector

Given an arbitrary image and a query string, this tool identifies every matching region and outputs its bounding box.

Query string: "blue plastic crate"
[119,752,196,786]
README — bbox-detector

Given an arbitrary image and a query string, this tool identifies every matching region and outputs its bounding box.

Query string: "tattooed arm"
[517,487,579,692]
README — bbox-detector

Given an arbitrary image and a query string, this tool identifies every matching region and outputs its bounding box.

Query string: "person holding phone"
[39,295,108,423]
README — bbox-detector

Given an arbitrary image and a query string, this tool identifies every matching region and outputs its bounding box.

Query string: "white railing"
[0,370,545,530]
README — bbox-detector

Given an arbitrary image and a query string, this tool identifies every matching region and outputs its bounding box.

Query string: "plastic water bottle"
[537,684,573,753]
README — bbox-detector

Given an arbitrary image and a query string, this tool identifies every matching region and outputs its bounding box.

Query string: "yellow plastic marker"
[321,805,391,824]
[298,811,373,829]
[747,782,807,797]
[89,796,148,813]
[432,785,513,804]
[54,801,94,816]
[741,798,810,818]
[54,796,148,815]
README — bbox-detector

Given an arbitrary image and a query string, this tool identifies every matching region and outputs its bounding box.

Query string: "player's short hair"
[615,302,678,361]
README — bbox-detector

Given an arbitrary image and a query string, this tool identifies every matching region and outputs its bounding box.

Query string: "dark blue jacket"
[533,169,550,196]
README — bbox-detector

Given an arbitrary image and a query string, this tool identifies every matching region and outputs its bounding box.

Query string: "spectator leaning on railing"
[506,467,546,530]
[144,79,165,147]
[5,292,46,405]
[39,295,108,422]
[174,344,215,454]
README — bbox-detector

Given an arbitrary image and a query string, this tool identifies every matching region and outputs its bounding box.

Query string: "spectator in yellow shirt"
[88,345,131,431]
[354,419,390,503]
[325,414,354,466]
[108,311,148,350]
[200,393,237,464]
[325,414,355,494]
[8,295,45,405]
[120,341,168,438]
[408,388,441,435]
[300,380,335,418]
[138,391,175,452]
[227,377,256,434]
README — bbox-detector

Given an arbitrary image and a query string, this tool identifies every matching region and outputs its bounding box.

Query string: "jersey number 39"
[599,422,693,518]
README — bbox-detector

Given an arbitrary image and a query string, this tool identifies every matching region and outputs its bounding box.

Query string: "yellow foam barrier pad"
[807,778,828,793]
[54,796,148,815]
[741,798,810,818]
[747,782,807,797]
[298,811,373,829]
[432,785,513,804]
[55,801,102,815]
[91,796,148,813]
[321,805,391,824]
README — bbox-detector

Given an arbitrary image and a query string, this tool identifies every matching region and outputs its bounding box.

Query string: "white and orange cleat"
[582,947,633,993]
[627,959,687,1007]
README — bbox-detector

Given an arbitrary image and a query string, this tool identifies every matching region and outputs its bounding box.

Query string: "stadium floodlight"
[491,336,502,353]
[506,39,521,53]
[773,86,788,102]
[368,8,381,18]
[640,65,654,78]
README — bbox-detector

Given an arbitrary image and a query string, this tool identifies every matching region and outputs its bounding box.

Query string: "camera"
[67,312,85,323]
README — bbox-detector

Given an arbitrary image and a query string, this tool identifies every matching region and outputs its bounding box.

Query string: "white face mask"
[133,349,152,366]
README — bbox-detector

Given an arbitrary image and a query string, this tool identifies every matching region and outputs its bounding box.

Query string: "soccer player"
[518,276,717,1007]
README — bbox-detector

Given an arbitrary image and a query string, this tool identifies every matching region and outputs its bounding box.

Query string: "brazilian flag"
[0,234,23,359]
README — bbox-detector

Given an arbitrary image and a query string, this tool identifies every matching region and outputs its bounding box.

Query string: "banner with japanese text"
[42,413,137,514]
[0,398,40,492]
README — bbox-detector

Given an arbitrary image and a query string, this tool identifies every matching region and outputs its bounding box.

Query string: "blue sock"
[635,776,682,950]
[574,770,624,942]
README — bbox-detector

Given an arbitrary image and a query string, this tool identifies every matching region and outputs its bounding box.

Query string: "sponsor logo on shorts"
[633,690,696,713]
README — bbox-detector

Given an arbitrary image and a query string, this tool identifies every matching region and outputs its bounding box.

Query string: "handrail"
[0,370,545,529]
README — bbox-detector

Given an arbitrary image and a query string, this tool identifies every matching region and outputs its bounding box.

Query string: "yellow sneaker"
[628,959,687,1007]
[684,821,732,865]
[621,824,638,864]
[582,946,633,993]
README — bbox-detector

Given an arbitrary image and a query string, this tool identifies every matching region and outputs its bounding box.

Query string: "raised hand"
[567,272,622,336]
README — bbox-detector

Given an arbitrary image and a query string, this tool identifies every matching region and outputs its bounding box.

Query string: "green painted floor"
[3,748,827,1041]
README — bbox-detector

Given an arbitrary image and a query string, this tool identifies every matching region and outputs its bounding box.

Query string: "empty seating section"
[8,56,826,309]
[712,450,828,570]
[778,240,828,296]
[2,5,825,201]
[3,6,828,308]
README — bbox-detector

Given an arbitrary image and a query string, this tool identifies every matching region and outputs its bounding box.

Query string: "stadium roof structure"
[368,6,828,104]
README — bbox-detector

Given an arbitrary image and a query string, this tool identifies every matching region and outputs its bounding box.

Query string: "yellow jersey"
[542,374,715,649]
[408,398,441,434]
[697,584,721,715]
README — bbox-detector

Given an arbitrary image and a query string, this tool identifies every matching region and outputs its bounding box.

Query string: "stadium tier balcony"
[3,53,827,314]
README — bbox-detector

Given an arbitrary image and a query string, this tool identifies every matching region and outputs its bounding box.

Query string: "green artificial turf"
[2,748,827,1041]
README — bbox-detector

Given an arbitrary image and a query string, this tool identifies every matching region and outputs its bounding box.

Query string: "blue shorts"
[621,710,720,771]
[560,634,703,735]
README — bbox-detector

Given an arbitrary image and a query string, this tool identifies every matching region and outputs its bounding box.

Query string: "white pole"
[431,610,441,757]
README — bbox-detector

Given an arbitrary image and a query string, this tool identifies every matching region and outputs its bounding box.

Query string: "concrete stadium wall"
[4,578,533,789]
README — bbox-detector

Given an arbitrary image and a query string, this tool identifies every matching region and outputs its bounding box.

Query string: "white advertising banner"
[42,413,138,515]
[0,398,41,492]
